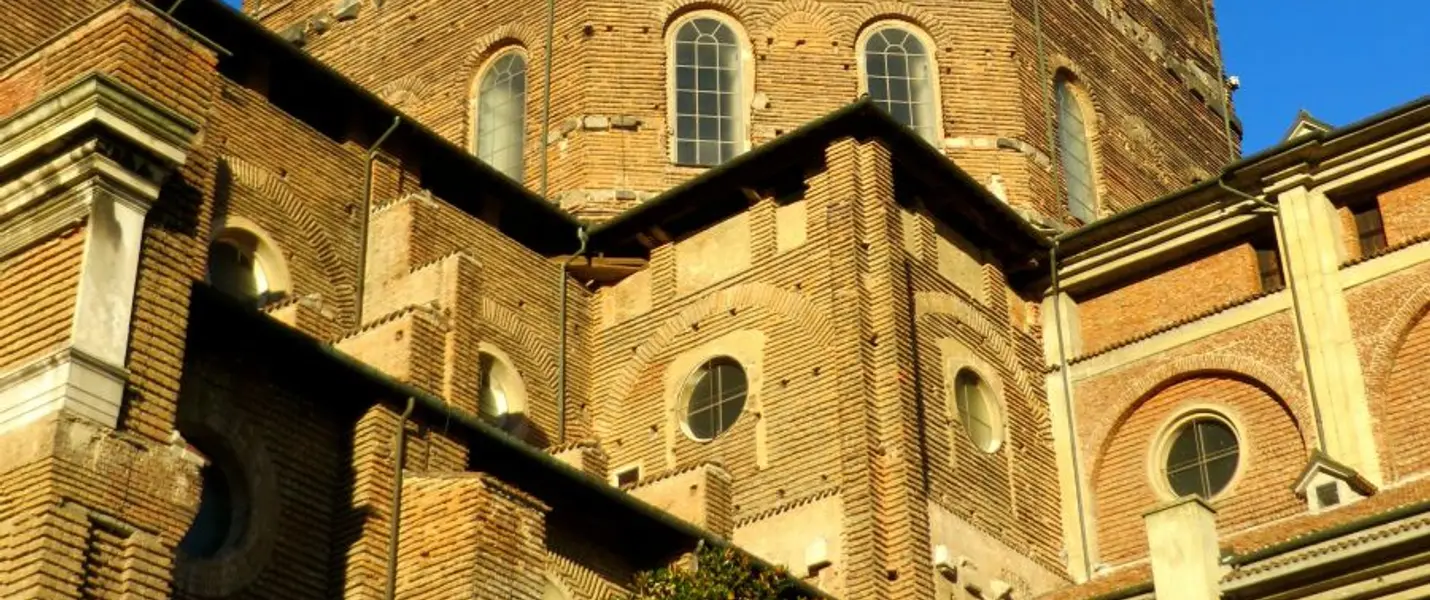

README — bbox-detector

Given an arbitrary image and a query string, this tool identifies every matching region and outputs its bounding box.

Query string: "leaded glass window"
[1056,79,1097,223]
[475,50,527,180]
[1165,417,1240,499]
[672,17,742,166]
[863,26,938,142]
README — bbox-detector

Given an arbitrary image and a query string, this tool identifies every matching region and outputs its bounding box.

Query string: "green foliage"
[626,545,810,600]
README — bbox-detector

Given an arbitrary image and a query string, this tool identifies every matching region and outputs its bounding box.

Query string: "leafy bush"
[626,545,810,600]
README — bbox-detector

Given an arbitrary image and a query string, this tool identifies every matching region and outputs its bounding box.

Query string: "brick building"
[1,0,1428,599]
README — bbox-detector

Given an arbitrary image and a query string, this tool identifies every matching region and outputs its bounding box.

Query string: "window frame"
[1053,73,1101,224]
[678,355,750,442]
[206,217,290,306]
[1152,409,1245,501]
[665,10,754,167]
[855,21,943,144]
[477,343,530,424]
[1352,201,1387,257]
[950,367,1004,454]
[471,46,530,181]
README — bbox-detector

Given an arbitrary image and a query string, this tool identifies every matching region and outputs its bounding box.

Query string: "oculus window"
[954,369,1001,453]
[1165,416,1240,499]
[475,49,528,180]
[682,356,748,441]
[672,16,743,166]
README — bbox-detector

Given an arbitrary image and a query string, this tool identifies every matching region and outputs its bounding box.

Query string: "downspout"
[1049,239,1093,579]
[1198,0,1328,450]
[538,0,556,198]
[356,117,402,327]
[384,396,416,600]
[556,227,589,444]
[1214,178,1328,451]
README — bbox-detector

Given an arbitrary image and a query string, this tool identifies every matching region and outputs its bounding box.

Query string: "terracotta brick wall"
[0,0,108,65]
[1077,241,1262,354]
[208,81,369,330]
[0,227,85,373]
[1376,169,1430,247]
[1378,307,1430,480]
[1091,376,1306,566]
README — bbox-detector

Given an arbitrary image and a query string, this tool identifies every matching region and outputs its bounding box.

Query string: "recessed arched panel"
[1091,374,1305,566]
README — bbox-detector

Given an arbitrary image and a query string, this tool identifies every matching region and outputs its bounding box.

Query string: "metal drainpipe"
[1214,178,1329,451]
[384,397,415,600]
[356,117,402,327]
[556,227,589,444]
[1048,240,1094,579]
[538,0,556,198]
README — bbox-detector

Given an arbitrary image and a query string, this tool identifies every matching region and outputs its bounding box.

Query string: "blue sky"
[1221,1,1429,152]
[220,0,1425,153]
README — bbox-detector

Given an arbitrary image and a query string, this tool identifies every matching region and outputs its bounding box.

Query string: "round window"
[179,459,248,559]
[1165,416,1240,499]
[954,369,1001,453]
[682,357,748,441]
[206,239,269,302]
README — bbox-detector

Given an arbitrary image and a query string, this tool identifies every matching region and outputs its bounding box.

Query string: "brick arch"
[373,74,435,111]
[844,3,952,50]
[653,0,754,32]
[1363,280,1430,397]
[219,156,352,321]
[1089,355,1312,462]
[460,24,539,75]
[755,0,847,43]
[597,283,833,437]
[1090,372,1307,565]
[914,292,1046,428]
[1368,288,1430,479]
[480,297,559,392]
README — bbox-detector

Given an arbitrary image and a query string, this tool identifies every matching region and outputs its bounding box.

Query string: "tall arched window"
[474,49,528,180]
[861,24,939,143]
[1055,77,1098,223]
[670,14,746,166]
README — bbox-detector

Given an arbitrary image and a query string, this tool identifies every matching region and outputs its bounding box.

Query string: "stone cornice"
[0,74,197,178]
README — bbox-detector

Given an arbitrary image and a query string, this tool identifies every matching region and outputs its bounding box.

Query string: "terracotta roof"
[1034,564,1151,600]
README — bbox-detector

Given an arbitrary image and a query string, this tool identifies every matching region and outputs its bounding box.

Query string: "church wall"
[241,0,1232,226]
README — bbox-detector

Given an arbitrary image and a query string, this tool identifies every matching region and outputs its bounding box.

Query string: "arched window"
[670,14,746,166]
[206,222,288,306]
[1163,416,1240,499]
[1055,77,1097,223]
[861,24,939,143]
[474,49,528,180]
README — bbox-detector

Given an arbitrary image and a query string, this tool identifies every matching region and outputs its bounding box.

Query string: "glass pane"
[1204,454,1239,496]
[676,90,695,114]
[676,140,697,164]
[688,368,714,412]
[716,362,748,397]
[1198,420,1238,456]
[208,242,258,301]
[717,392,746,433]
[890,102,912,126]
[1167,465,1204,498]
[696,67,718,90]
[696,43,717,67]
[866,52,886,77]
[180,463,234,558]
[688,407,714,440]
[697,140,720,165]
[885,54,909,80]
[1166,426,1199,470]
[676,42,695,66]
[676,66,695,90]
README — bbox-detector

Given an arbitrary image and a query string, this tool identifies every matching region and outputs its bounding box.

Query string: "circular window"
[682,357,748,441]
[207,239,270,302]
[179,460,248,559]
[954,369,1001,453]
[1165,416,1240,499]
